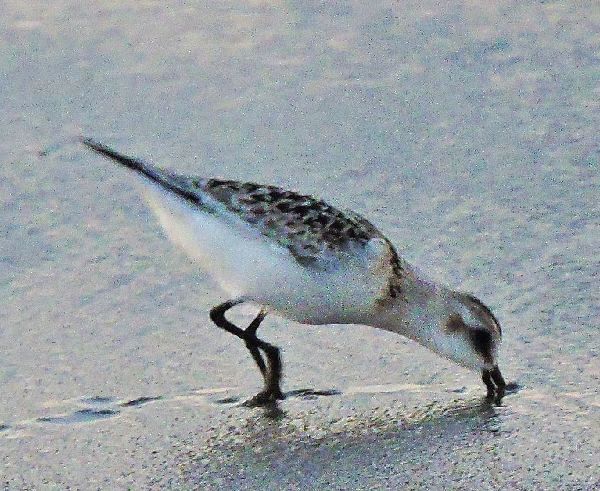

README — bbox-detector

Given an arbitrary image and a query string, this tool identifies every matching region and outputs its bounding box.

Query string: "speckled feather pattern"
[173,176,404,301]
[80,139,404,303]
[195,178,385,267]
[83,139,504,377]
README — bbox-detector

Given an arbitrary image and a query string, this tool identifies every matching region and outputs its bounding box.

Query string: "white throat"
[370,265,486,369]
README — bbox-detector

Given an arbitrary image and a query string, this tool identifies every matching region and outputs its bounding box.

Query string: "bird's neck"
[372,266,454,348]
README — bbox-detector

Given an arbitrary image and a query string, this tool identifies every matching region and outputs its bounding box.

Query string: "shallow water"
[1,0,598,488]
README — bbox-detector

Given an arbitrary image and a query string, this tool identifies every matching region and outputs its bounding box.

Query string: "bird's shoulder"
[190,177,399,274]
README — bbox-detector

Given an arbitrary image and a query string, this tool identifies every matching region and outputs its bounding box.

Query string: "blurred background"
[1,1,598,488]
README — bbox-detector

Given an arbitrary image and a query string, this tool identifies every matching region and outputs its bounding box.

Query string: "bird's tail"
[81,138,202,205]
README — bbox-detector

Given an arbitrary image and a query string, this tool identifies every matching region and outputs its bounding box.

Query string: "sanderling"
[83,138,506,405]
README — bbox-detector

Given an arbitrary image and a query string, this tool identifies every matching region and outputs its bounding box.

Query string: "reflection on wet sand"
[1,0,598,487]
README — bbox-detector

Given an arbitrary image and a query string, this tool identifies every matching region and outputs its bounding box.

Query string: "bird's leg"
[482,369,495,399]
[244,309,268,379]
[244,332,284,405]
[482,366,507,404]
[209,300,284,405]
[241,309,284,405]
[490,366,506,403]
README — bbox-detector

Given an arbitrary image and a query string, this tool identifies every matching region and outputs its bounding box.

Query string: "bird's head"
[442,292,503,370]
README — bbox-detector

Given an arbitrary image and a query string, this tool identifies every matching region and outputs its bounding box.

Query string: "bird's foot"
[483,366,507,406]
[242,387,286,407]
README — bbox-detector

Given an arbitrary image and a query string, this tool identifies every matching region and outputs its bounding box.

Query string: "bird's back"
[83,139,402,323]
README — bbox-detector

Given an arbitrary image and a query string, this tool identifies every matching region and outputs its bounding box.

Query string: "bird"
[82,138,507,406]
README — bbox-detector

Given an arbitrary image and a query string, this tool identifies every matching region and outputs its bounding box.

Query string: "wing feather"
[193,178,390,270]
[82,139,400,277]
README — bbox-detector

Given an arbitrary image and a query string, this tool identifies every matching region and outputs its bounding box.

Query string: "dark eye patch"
[469,329,493,364]
[465,294,501,336]
[447,314,494,363]
[445,313,467,332]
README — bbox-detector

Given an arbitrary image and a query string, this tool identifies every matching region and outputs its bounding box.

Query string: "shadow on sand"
[175,385,524,488]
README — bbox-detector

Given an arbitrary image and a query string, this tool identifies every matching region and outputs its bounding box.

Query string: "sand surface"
[1,1,598,489]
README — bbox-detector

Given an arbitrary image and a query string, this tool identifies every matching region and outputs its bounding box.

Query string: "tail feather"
[82,138,202,205]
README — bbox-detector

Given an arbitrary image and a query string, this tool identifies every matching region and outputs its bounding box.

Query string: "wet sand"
[1,0,599,488]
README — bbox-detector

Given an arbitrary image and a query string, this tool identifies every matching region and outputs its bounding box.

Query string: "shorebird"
[83,139,507,405]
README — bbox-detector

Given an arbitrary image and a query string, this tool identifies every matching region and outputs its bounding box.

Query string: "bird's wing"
[194,177,391,271]
[83,139,401,278]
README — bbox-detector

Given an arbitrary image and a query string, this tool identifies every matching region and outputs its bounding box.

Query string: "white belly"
[141,182,385,325]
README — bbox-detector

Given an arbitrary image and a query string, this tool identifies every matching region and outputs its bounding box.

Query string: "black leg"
[247,333,284,404]
[244,309,268,378]
[209,300,284,404]
[490,366,506,403]
[482,366,507,404]
[210,303,268,379]
[482,369,495,399]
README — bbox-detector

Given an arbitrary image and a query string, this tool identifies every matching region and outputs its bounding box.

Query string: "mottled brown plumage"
[83,138,507,405]
[193,177,393,271]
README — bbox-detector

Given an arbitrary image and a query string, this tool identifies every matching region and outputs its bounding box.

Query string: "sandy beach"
[1,1,598,488]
